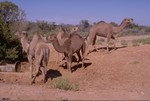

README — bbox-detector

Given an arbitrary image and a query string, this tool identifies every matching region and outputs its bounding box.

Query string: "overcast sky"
[2,0,150,26]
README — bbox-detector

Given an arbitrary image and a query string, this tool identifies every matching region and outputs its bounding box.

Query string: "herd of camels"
[15,18,133,83]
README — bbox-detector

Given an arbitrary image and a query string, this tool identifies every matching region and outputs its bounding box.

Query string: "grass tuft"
[52,77,79,91]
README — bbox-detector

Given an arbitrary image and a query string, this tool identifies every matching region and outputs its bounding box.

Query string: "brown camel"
[54,26,80,65]
[86,18,133,54]
[48,32,86,72]
[15,31,50,83]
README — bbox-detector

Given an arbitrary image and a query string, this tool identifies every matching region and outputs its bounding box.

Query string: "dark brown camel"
[48,33,86,72]
[86,18,133,55]
[15,31,50,83]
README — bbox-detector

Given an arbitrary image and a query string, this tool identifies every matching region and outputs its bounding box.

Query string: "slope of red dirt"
[0,36,150,100]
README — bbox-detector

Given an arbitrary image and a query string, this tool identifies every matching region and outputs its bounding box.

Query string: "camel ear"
[130,18,134,22]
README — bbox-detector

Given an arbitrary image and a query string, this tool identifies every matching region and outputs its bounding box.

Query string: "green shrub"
[52,77,79,91]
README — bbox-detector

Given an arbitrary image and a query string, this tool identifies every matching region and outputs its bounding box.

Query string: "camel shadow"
[60,61,92,72]
[88,46,127,55]
[62,55,79,63]
[46,69,62,81]
[71,62,92,72]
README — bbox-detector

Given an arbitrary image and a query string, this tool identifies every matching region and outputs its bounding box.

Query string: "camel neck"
[21,36,29,53]
[113,21,127,34]
[52,38,65,53]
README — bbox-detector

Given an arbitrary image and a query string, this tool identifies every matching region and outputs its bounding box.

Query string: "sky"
[1,0,150,26]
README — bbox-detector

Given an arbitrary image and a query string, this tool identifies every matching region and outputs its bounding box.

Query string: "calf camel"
[48,33,86,72]
[15,31,50,83]
[86,18,133,54]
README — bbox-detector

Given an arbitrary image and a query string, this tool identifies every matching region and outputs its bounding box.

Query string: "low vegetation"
[52,77,79,91]
[121,40,128,47]
[132,37,150,47]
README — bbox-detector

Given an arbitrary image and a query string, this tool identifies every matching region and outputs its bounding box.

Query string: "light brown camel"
[86,18,133,54]
[55,27,69,64]
[48,33,86,72]
[15,31,29,53]
[54,26,80,65]
[15,31,50,83]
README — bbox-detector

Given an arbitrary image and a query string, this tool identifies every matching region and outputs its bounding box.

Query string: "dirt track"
[0,36,150,100]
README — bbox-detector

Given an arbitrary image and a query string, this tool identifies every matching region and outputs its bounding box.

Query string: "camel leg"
[81,44,86,68]
[106,36,111,52]
[28,55,33,79]
[66,55,72,72]
[93,36,98,52]
[40,66,46,83]
[85,44,89,56]
[56,53,60,65]
[76,50,81,63]
[113,37,116,50]
[32,62,40,84]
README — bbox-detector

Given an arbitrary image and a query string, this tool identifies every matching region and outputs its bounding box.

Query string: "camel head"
[59,26,66,33]
[122,18,134,25]
[70,26,79,33]
[15,31,28,38]
[47,34,57,42]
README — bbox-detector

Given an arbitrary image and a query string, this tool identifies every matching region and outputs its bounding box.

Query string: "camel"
[15,31,50,83]
[54,26,80,65]
[86,18,133,54]
[48,32,86,72]
[55,27,69,64]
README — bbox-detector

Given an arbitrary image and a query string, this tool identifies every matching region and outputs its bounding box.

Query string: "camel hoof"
[41,79,46,83]
[31,80,35,84]
[29,75,33,79]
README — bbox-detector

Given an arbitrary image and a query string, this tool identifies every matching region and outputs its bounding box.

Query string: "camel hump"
[59,26,66,33]
[64,39,71,51]
[97,20,105,24]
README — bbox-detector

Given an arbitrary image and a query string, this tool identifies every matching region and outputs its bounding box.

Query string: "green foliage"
[52,77,79,91]
[0,1,23,63]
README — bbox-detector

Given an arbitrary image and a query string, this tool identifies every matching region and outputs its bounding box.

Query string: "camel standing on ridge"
[54,26,80,65]
[55,27,69,64]
[48,32,86,72]
[86,18,133,55]
[15,31,50,83]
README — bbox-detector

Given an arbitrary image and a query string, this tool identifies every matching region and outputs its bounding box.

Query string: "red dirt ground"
[0,36,150,100]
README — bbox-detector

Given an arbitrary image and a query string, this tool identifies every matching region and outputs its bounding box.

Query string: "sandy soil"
[0,35,150,100]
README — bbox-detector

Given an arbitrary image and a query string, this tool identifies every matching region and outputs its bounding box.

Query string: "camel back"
[69,33,85,52]
[28,33,45,56]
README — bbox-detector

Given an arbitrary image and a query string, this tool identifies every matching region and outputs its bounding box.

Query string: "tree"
[80,20,90,28]
[0,1,26,63]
